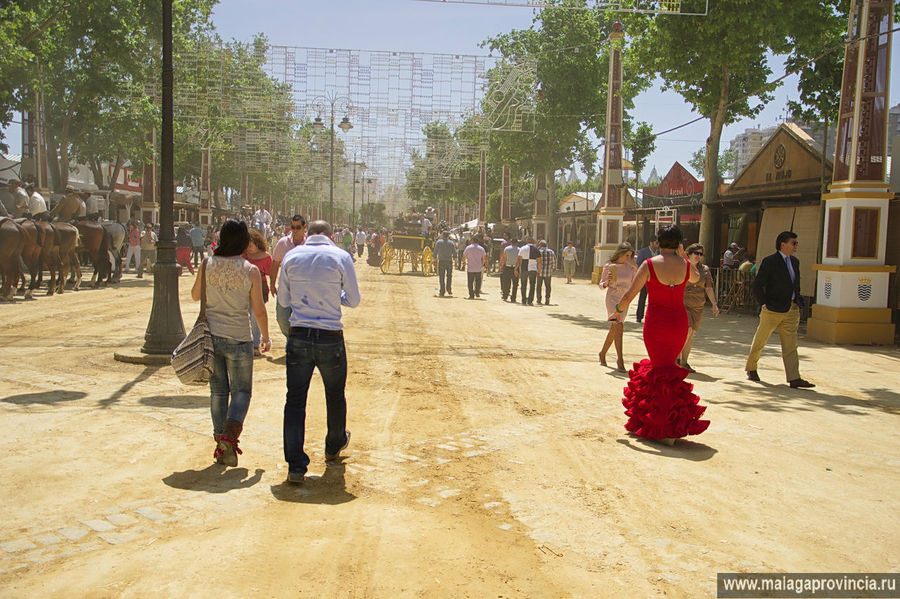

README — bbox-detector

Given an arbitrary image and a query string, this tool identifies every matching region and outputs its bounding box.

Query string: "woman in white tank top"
[191,219,271,467]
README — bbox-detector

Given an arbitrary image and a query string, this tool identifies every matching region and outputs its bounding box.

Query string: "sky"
[4,0,899,182]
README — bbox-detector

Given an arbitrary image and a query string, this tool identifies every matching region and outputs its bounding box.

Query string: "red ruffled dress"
[622,260,710,439]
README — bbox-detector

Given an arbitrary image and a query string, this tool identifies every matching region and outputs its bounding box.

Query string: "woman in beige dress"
[598,242,637,371]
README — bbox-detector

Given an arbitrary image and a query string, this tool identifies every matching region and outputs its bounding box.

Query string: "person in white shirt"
[354,228,367,257]
[561,241,579,284]
[462,237,488,299]
[25,183,48,219]
[515,236,542,305]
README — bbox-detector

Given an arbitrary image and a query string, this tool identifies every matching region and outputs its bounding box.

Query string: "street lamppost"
[311,93,352,224]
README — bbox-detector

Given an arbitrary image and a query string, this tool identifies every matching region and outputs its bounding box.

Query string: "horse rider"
[82,191,101,220]
[9,179,30,217]
[24,182,49,221]
[48,186,86,222]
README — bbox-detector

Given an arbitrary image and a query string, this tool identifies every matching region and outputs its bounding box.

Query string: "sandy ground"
[0,262,897,598]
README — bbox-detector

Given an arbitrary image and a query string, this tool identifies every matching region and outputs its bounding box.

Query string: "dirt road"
[0,264,897,598]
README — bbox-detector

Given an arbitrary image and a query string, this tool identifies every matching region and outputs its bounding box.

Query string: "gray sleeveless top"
[204,256,253,341]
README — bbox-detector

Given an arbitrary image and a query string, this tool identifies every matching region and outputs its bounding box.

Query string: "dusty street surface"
[0,264,897,598]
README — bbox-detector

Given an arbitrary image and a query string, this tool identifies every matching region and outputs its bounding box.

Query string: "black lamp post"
[311,96,352,224]
[141,0,185,355]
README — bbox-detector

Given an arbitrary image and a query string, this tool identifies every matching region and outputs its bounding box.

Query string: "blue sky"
[4,0,898,182]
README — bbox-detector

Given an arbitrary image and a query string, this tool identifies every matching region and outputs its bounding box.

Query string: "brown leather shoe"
[789,378,815,389]
[746,370,760,382]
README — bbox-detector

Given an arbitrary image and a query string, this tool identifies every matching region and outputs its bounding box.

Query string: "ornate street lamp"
[310,94,352,224]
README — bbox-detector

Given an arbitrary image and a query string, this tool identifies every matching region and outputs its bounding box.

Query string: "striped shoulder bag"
[172,258,214,385]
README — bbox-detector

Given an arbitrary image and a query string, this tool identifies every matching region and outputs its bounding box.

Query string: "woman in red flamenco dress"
[611,225,710,445]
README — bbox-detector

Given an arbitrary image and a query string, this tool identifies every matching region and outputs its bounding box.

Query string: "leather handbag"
[171,258,214,385]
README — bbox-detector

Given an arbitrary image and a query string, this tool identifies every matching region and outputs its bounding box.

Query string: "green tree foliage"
[689,146,736,179]
[626,0,853,252]
[0,0,216,190]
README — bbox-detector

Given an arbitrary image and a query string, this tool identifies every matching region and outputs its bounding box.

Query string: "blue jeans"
[209,335,253,435]
[284,328,348,475]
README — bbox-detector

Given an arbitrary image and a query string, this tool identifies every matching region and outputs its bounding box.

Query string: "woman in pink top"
[244,229,273,356]
[598,242,637,371]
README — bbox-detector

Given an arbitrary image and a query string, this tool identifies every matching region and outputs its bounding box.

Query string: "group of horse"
[0,217,127,302]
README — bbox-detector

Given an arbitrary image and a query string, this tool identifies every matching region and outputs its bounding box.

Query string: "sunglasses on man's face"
[291,225,305,230]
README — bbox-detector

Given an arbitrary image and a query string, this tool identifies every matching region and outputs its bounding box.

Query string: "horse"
[101,221,127,283]
[50,222,81,293]
[15,218,42,300]
[75,220,112,287]
[35,220,59,294]
[0,217,24,302]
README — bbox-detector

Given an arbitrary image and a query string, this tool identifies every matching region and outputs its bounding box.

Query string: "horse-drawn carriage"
[380,233,435,275]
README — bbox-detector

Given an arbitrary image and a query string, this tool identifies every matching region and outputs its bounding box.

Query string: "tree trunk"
[45,132,62,193]
[698,65,730,257]
[107,149,124,191]
[547,170,558,252]
[89,157,104,188]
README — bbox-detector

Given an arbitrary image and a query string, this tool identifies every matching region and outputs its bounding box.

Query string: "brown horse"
[15,219,42,299]
[75,220,112,287]
[0,217,24,301]
[53,222,81,293]
[35,220,58,294]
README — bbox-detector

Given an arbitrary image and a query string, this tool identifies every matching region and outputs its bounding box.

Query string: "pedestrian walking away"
[744,231,814,388]
[611,226,708,445]
[191,219,271,468]
[433,230,456,296]
[138,223,157,278]
[499,238,520,301]
[634,235,659,322]
[515,236,541,305]
[536,240,556,305]
[244,228,273,356]
[278,220,360,483]
[189,222,206,268]
[463,236,487,299]
[598,243,637,371]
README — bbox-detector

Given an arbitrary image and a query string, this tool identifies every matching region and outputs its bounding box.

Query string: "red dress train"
[622,260,710,439]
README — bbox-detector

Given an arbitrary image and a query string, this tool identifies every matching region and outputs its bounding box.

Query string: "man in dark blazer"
[744,230,814,388]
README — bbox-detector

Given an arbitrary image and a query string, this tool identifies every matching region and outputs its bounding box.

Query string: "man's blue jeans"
[209,335,253,435]
[284,328,348,475]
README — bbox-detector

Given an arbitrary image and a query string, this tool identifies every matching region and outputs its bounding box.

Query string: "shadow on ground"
[163,464,264,493]
[270,462,356,505]
[1,390,87,405]
[616,437,717,461]
[140,395,207,409]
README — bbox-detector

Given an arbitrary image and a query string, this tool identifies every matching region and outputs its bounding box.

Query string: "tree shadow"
[162,464,264,493]
[616,437,717,461]
[708,379,899,416]
[140,395,207,409]
[270,462,356,505]
[547,312,620,331]
[0,390,87,405]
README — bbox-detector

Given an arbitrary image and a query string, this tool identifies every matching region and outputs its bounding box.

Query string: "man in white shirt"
[252,205,272,239]
[462,236,488,299]
[271,214,307,337]
[278,220,360,483]
[355,228,367,257]
[25,183,48,220]
[515,236,542,305]
[561,241,579,284]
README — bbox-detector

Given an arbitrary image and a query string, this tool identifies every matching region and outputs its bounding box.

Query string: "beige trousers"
[744,305,801,381]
